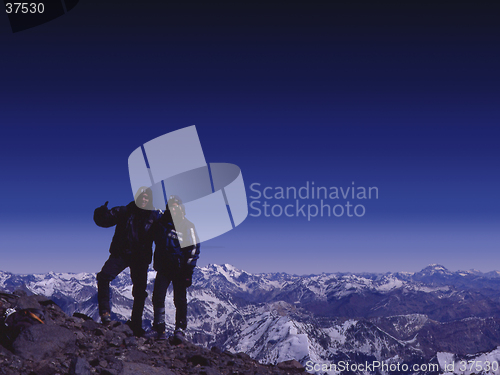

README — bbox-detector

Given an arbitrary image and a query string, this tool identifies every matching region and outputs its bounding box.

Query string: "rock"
[124,336,138,347]
[236,352,251,360]
[277,359,305,372]
[188,353,211,366]
[38,298,62,310]
[121,362,175,374]
[103,355,124,371]
[125,349,149,362]
[171,358,185,368]
[112,322,134,336]
[96,367,118,375]
[14,294,43,310]
[12,324,76,361]
[0,344,14,360]
[94,327,105,336]
[211,345,222,354]
[199,367,223,375]
[69,357,91,375]
[73,312,93,321]
[12,290,27,298]
[34,361,60,375]
[81,320,101,331]
[223,350,236,357]
[104,330,124,347]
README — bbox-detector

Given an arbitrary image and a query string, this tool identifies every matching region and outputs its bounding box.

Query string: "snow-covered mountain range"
[2,264,500,374]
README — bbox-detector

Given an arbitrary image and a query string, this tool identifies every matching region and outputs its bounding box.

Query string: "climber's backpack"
[0,307,45,347]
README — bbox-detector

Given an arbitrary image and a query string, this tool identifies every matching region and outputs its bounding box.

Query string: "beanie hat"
[167,195,185,214]
[134,186,154,210]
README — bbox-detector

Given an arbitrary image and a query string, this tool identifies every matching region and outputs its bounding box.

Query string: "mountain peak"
[420,264,450,274]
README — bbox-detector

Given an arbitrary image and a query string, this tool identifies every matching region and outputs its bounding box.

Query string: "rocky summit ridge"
[0,290,305,375]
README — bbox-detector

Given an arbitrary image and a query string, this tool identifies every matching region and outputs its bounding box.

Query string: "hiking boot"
[126,320,145,337]
[144,327,167,340]
[144,328,159,339]
[100,312,111,326]
[171,328,186,344]
[134,327,145,337]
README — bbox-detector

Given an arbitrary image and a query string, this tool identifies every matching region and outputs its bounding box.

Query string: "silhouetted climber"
[146,195,200,341]
[93,187,159,336]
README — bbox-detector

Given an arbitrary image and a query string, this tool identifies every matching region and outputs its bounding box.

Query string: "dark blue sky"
[1,1,499,274]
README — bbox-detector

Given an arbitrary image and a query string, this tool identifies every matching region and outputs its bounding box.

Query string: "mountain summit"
[0,290,304,375]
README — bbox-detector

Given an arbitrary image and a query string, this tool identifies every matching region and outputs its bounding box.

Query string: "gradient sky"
[1,1,499,275]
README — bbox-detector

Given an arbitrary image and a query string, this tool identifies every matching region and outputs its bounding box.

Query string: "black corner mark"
[4,0,79,33]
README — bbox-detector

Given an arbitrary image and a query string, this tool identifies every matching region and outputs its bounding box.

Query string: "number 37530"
[6,3,45,14]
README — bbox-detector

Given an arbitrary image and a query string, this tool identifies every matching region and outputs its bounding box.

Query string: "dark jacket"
[94,201,160,264]
[153,214,200,276]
